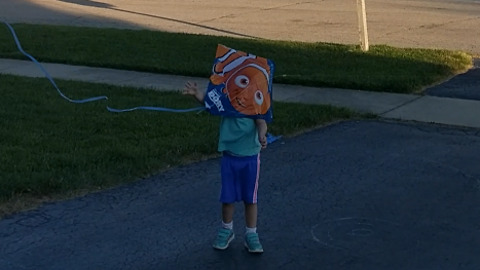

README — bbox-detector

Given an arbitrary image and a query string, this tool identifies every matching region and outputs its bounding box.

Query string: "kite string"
[3,21,205,113]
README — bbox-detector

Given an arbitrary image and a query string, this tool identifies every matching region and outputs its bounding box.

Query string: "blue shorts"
[220,152,260,204]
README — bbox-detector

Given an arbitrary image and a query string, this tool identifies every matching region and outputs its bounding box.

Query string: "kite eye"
[254,90,264,105]
[234,75,249,88]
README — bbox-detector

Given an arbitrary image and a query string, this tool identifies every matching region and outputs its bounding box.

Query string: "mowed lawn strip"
[0,23,473,93]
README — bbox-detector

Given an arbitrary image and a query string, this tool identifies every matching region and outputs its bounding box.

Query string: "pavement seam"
[378,95,424,117]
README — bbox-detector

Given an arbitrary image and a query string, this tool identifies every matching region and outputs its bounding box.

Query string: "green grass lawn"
[0,23,473,217]
[0,23,473,93]
[0,74,356,217]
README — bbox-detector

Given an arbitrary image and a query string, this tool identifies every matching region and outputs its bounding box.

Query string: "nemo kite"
[204,44,275,123]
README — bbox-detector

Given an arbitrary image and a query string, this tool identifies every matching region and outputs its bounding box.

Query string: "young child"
[183,81,267,253]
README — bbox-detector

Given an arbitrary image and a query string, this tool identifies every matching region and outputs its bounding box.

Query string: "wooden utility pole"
[356,0,369,51]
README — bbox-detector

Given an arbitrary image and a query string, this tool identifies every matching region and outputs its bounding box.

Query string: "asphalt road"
[1,0,480,55]
[1,120,479,270]
[426,58,480,100]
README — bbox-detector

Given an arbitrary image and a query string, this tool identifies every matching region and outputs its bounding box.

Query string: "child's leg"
[222,203,235,224]
[242,154,262,253]
[244,203,257,229]
[244,202,263,253]
[243,154,259,231]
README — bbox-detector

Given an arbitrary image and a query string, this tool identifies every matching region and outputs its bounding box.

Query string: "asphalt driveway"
[1,120,479,270]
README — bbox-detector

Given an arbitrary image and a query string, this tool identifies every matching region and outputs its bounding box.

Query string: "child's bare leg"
[244,203,257,228]
[222,203,234,223]
[244,202,264,253]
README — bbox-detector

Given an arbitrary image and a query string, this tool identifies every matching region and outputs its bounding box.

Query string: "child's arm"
[182,81,205,104]
[255,119,268,149]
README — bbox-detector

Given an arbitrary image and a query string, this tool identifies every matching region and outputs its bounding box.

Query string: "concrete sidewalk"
[1,58,480,128]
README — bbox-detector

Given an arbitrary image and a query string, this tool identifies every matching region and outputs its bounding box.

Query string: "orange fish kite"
[204,44,275,122]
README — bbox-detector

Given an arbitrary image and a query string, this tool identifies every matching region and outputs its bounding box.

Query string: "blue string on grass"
[2,21,205,114]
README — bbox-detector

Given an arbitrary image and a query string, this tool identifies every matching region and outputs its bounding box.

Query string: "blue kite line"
[3,21,205,113]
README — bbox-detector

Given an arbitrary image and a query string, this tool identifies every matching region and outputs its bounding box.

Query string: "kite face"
[205,44,275,123]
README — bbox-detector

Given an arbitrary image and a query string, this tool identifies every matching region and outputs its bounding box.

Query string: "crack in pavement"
[382,15,480,37]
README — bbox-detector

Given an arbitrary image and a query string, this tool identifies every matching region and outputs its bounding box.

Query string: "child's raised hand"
[182,81,205,103]
[183,81,198,96]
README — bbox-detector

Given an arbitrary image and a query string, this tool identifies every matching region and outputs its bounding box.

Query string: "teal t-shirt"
[218,117,261,156]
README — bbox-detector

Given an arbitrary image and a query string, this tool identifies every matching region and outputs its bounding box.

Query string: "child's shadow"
[58,0,114,8]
